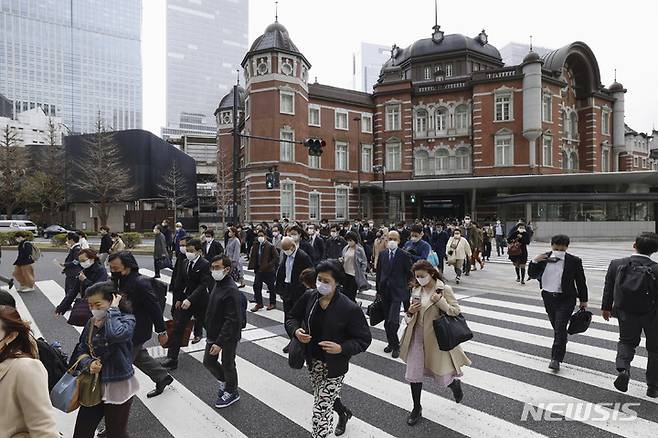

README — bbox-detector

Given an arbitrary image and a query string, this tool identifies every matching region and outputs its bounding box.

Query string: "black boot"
[515,266,520,282]
[335,409,352,436]
[614,369,630,392]
[448,379,464,403]
[520,268,526,284]
[407,406,422,426]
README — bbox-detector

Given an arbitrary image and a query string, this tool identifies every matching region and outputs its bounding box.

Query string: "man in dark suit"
[601,232,658,398]
[306,223,325,265]
[60,232,82,300]
[376,230,413,358]
[248,229,279,311]
[528,234,587,371]
[275,236,312,352]
[202,230,224,261]
[431,223,450,272]
[161,238,214,370]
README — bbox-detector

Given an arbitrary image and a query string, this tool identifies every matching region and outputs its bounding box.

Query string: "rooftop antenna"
[434,0,438,28]
[236,69,240,86]
[529,35,533,52]
[614,68,617,82]
[275,0,278,22]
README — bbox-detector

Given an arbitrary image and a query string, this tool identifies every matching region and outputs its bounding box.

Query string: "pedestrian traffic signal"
[410,194,416,204]
[272,170,280,188]
[265,172,274,189]
[304,138,326,156]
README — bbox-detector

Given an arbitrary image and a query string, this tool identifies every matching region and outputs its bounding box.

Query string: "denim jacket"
[74,307,136,383]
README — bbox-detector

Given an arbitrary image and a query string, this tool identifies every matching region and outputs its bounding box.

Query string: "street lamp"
[353,116,362,219]
[372,164,387,220]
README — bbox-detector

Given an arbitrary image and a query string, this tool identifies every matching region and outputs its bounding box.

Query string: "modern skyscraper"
[354,42,391,93]
[163,0,248,139]
[0,0,142,134]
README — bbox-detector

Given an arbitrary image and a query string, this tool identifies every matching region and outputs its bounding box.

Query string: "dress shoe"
[384,345,393,353]
[407,406,422,426]
[548,359,560,371]
[614,369,630,392]
[147,375,174,398]
[448,379,464,403]
[191,336,202,344]
[391,348,400,359]
[647,386,657,398]
[238,283,246,288]
[283,343,290,354]
[266,304,276,311]
[160,358,178,370]
[251,304,263,312]
[8,279,14,290]
[334,409,352,436]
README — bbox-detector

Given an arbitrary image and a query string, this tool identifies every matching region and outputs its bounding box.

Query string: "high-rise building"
[0,0,142,134]
[354,42,391,92]
[163,0,248,139]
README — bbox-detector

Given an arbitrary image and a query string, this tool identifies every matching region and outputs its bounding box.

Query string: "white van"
[0,220,39,236]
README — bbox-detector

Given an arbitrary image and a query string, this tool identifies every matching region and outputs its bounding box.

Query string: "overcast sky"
[142,0,658,135]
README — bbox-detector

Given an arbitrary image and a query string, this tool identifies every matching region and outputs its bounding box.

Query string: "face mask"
[273,232,280,237]
[91,309,107,320]
[552,250,566,258]
[308,229,315,235]
[387,240,398,250]
[110,271,123,281]
[411,236,420,243]
[80,260,94,269]
[330,232,338,238]
[283,249,294,256]
[179,246,186,254]
[518,228,526,233]
[257,236,265,243]
[290,235,300,242]
[211,269,227,281]
[348,240,356,247]
[454,234,461,239]
[496,221,501,225]
[175,227,181,231]
[185,251,197,261]
[316,281,333,296]
[153,229,159,234]
[416,275,431,286]
[464,220,471,225]
[368,222,374,227]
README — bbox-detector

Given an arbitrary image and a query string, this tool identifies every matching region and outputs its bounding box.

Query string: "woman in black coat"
[55,248,108,315]
[507,222,531,284]
[286,259,371,438]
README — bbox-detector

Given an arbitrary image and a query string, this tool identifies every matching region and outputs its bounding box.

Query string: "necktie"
[188,260,194,276]
[389,250,394,261]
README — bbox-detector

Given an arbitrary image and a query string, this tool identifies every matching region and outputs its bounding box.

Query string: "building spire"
[614,68,617,82]
[275,0,278,22]
[236,69,240,86]
[529,35,533,52]
[434,0,438,28]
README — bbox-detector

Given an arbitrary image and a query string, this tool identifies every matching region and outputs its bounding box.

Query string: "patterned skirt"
[404,324,461,387]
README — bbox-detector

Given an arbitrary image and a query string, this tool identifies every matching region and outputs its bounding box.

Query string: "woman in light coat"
[444,229,472,284]
[110,233,126,254]
[0,305,59,438]
[340,231,369,302]
[225,226,245,288]
[400,260,471,426]
[372,227,389,271]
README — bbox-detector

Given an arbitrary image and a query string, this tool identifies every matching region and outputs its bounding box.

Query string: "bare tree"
[0,125,27,218]
[158,160,192,223]
[215,136,231,230]
[69,117,135,227]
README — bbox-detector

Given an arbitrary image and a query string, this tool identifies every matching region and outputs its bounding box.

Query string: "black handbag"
[432,313,473,351]
[156,257,173,271]
[366,295,386,327]
[67,298,92,327]
[567,307,593,335]
[288,338,305,369]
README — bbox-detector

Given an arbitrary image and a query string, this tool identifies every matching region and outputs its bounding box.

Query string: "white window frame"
[361,113,373,133]
[435,108,447,132]
[602,109,610,135]
[335,187,349,220]
[279,128,295,162]
[335,109,349,130]
[280,181,295,219]
[424,66,432,80]
[569,112,578,139]
[542,93,552,122]
[385,104,401,131]
[308,104,321,127]
[454,147,470,172]
[542,135,552,166]
[245,96,250,120]
[361,144,373,173]
[455,105,469,132]
[335,141,348,171]
[309,192,320,221]
[435,149,449,172]
[494,92,512,121]
[494,133,514,166]
[279,90,295,115]
[414,149,431,176]
[386,141,401,171]
[445,63,453,78]
[415,110,428,134]
[308,153,321,169]
[601,148,610,172]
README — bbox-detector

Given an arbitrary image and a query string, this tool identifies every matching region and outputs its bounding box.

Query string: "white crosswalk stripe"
[10,262,657,438]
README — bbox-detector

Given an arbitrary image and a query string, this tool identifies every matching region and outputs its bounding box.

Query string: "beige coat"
[110,237,126,254]
[445,236,472,264]
[0,357,59,438]
[400,281,471,377]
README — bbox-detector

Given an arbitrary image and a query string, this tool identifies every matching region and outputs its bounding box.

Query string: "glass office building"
[0,0,142,134]
[163,0,248,138]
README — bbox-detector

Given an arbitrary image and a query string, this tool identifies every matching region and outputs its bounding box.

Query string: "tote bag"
[432,313,473,351]
[68,298,92,327]
[50,354,88,413]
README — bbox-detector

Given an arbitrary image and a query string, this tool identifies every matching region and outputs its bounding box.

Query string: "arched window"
[562,110,570,138]
[435,107,448,133]
[561,150,569,170]
[415,109,428,134]
[455,147,470,172]
[435,148,449,172]
[455,105,469,132]
[570,151,579,171]
[569,112,578,139]
[414,149,431,175]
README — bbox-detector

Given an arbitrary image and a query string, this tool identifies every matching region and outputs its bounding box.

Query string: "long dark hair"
[0,305,37,362]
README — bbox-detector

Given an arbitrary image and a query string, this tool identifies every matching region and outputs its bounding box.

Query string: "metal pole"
[232,84,239,224]
[382,166,387,221]
[354,117,362,219]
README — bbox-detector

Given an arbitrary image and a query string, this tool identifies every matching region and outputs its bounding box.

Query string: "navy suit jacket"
[376,248,413,302]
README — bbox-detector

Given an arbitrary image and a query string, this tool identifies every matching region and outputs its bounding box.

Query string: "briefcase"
[163,318,195,348]
[366,295,386,326]
[567,308,592,335]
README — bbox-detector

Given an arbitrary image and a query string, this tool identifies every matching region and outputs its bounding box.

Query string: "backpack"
[35,338,69,392]
[614,260,658,314]
[427,251,439,267]
[239,291,247,329]
[30,242,42,261]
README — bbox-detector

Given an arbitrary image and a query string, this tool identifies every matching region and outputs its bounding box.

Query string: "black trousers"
[203,341,238,393]
[383,296,410,348]
[495,236,505,255]
[133,344,169,385]
[616,309,658,387]
[483,241,492,259]
[168,303,206,360]
[253,271,277,306]
[73,398,133,438]
[541,291,575,362]
[342,274,358,302]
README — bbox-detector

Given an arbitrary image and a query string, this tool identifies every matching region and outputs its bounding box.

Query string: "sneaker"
[216,381,226,397]
[614,370,630,392]
[250,304,263,312]
[215,390,240,408]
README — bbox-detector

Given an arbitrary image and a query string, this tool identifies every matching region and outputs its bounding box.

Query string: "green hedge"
[122,232,142,249]
[0,232,34,246]
[50,233,68,247]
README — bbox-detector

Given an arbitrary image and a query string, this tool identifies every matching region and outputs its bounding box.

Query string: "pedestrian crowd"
[1,216,657,438]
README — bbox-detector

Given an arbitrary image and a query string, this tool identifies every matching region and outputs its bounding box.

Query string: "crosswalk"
[6,264,658,438]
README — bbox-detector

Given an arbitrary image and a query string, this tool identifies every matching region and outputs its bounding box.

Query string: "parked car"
[0,220,39,237]
[42,225,74,239]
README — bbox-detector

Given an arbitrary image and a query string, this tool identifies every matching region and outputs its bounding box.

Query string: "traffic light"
[272,170,280,188]
[265,172,274,189]
[410,194,417,204]
[304,138,326,156]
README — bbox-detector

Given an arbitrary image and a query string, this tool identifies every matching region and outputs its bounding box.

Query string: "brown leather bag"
[163,319,195,348]
[507,241,522,257]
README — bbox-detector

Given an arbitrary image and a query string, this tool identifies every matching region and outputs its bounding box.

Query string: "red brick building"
[215,20,657,239]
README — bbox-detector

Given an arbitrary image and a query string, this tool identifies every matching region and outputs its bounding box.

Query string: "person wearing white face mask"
[507,221,532,284]
[204,255,244,408]
[152,225,169,279]
[248,229,279,311]
[375,231,413,358]
[286,259,371,437]
[55,249,108,318]
[445,229,471,284]
[400,260,471,426]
